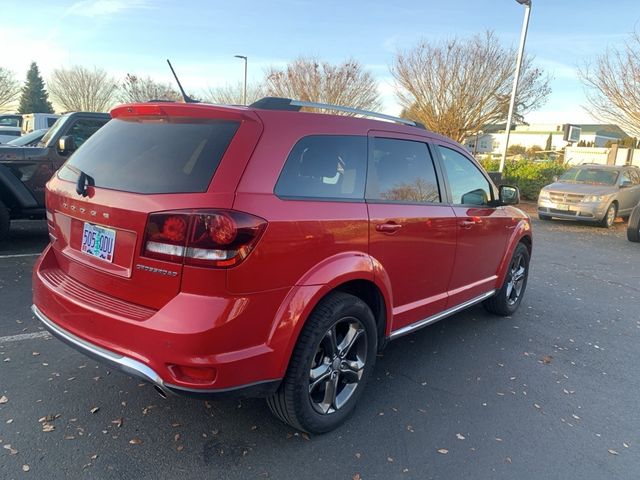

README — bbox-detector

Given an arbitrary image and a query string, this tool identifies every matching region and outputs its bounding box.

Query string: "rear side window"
[47,118,57,127]
[59,117,239,194]
[275,135,367,200]
[367,138,440,204]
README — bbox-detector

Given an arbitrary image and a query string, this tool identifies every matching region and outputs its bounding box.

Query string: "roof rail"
[249,97,425,129]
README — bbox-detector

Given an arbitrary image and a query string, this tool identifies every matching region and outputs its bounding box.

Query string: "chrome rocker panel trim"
[389,290,496,340]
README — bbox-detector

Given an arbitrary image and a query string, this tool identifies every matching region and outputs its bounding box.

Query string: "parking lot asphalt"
[1,214,639,479]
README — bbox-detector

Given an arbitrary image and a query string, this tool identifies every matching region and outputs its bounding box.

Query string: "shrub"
[479,158,569,200]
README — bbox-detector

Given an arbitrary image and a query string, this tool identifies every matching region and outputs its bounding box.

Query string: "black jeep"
[0,112,110,241]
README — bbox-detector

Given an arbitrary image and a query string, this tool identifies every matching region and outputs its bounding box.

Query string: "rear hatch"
[45,103,263,310]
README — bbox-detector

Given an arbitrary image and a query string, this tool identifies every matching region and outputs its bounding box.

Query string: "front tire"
[600,202,617,228]
[0,200,10,242]
[267,292,377,434]
[627,204,640,242]
[484,242,530,316]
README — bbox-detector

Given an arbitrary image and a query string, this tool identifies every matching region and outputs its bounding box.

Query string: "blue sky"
[3,0,639,124]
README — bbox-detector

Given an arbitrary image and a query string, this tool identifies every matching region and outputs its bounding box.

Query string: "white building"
[464,123,629,154]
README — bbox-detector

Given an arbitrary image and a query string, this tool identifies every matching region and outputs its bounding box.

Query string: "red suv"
[32,98,532,433]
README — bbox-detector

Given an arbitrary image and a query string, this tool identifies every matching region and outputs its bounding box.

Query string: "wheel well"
[519,235,532,255]
[335,280,388,350]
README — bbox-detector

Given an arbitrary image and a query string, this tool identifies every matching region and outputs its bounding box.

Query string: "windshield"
[39,115,71,147]
[559,167,619,186]
[6,129,47,146]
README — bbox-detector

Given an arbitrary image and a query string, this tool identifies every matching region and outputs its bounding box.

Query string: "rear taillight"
[142,210,266,268]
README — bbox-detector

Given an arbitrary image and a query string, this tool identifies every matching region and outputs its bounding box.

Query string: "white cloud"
[66,0,150,18]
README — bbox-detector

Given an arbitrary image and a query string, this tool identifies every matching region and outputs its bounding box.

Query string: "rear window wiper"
[76,170,95,197]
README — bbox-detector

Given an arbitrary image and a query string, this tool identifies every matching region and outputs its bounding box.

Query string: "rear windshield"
[58,117,239,194]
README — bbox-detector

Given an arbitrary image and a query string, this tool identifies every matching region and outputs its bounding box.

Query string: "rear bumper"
[32,245,287,397]
[32,305,280,398]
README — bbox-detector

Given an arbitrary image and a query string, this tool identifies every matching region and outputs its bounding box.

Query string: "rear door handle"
[375,222,403,233]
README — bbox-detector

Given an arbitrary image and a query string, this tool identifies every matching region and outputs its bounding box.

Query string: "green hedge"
[479,159,569,200]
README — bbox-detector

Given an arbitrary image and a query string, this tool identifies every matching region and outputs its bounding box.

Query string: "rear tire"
[627,204,640,242]
[599,202,617,228]
[267,292,377,434]
[484,242,530,316]
[538,213,552,221]
[0,200,10,242]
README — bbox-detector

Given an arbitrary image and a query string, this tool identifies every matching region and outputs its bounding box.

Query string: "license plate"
[81,222,116,263]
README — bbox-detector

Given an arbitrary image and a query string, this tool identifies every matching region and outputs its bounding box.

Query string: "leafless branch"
[48,66,118,112]
[391,31,551,142]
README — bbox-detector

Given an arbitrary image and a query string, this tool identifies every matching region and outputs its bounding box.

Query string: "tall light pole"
[499,0,532,173]
[234,55,248,105]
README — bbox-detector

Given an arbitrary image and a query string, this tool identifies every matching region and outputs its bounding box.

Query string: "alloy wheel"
[505,253,527,306]
[308,317,368,415]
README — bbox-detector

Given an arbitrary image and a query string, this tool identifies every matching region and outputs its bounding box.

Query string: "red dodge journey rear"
[33,99,532,433]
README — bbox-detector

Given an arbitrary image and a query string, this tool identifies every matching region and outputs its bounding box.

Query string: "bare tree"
[120,74,181,103]
[265,57,381,114]
[580,30,640,137]
[0,67,20,112]
[203,82,265,105]
[48,66,118,112]
[391,31,551,142]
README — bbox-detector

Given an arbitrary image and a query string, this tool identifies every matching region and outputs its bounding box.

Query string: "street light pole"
[234,55,248,105]
[499,0,532,173]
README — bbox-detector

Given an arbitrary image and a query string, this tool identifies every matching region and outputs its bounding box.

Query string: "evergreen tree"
[18,62,54,114]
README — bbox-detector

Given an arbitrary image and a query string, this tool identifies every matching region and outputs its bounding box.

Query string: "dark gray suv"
[537,164,640,228]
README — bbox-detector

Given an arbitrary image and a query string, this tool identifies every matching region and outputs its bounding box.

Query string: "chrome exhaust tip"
[153,384,168,399]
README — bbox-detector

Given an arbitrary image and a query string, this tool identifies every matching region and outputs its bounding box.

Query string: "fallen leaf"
[90,454,98,460]
[6,418,13,424]
[0,395,8,404]
[176,445,184,452]
[456,433,465,440]
[406,425,414,432]
[174,433,181,443]
[22,465,30,472]
[171,422,182,427]
[3,444,18,455]
[623,443,629,448]
[355,452,361,459]
[353,475,361,480]
[42,423,55,432]
[608,449,619,455]
[495,437,503,442]
[32,352,40,356]
[301,433,310,441]
[90,407,100,414]
[403,468,409,473]
[129,437,142,445]
[437,449,449,454]
[111,418,123,428]
[505,457,512,464]
[387,457,394,463]
[541,355,553,364]
[572,414,580,420]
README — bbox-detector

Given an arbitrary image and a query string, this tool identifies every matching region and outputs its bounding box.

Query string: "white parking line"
[0,331,50,343]
[0,253,42,259]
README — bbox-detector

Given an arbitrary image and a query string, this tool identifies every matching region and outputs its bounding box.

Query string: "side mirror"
[552,175,559,182]
[620,180,633,188]
[499,185,520,205]
[58,135,76,155]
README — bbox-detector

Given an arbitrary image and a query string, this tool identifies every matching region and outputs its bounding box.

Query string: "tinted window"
[438,146,492,205]
[68,119,108,148]
[47,118,57,128]
[0,130,20,137]
[59,117,239,194]
[368,138,440,203]
[0,117,20,127]
[275,135,367,200]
